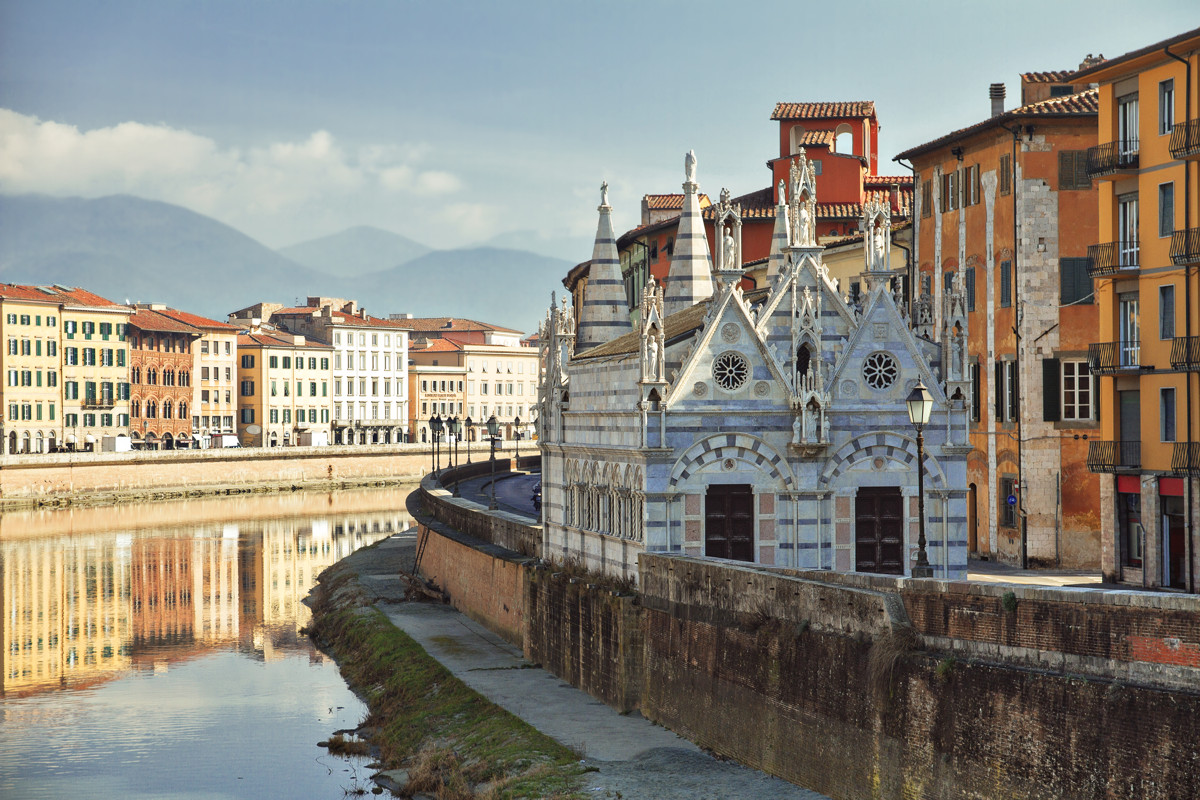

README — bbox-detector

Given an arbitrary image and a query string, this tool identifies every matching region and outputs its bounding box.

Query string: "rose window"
[861,352,898,390]
[712,352,749,391]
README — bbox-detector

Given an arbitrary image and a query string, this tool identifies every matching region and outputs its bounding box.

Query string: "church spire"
[663,150,714,317]
[766,177,791,284]
[576,181,632,351]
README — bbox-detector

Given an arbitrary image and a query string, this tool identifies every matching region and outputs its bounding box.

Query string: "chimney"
[989,83,1006,117]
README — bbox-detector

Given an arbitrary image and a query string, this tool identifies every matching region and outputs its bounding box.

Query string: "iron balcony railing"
[1088,340,1141,374]
[1087,440,1141,473]
[82,398,116,409]
[1170,227,1200,265]
[1173,443,1200,475]
[1086,139,1139,177]
[1169,119,1200,160]
[1086,240,1140,277]
[1171,336,1200,370]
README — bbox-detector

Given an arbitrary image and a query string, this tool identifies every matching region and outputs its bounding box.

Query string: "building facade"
[235,325,333,447]
[0,286,64,454]
[540,160,969,582]
[1074,28,1200,592]
[57,288,132,451]
[128,307,200,449]
[896,70,1102,568]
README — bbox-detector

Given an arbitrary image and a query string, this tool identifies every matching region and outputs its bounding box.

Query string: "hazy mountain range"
[0,194,574,333]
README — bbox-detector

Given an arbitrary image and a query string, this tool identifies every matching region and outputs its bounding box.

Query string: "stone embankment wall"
[0,444,516,509]
[412,461,1200,800]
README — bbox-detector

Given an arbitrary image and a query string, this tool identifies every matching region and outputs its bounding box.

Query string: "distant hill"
[278,225,431,277]
[0,195,571,333]
[480,229,591,263]
[0,194,333,320]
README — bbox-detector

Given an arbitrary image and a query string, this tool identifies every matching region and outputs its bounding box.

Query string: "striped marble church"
[538,150,970,582]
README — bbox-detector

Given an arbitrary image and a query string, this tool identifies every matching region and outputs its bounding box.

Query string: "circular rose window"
[712,352,749,391]
[862,351,898,390]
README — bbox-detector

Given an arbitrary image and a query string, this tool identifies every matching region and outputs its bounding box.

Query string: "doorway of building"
[705,484,754,562]
[967,483,978,554]
[1162,489,1185,589]
[855,486,904,574]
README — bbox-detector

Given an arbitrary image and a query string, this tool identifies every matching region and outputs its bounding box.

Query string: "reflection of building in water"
[1,506,412,693]
[2,536,132,696]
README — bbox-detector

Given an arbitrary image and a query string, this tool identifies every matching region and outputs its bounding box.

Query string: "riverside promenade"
[338,510,829,799]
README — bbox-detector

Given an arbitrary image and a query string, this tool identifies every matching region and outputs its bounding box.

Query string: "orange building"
[128,308,200,449]
[1073,28,1200,592]
[897,68,1101,569]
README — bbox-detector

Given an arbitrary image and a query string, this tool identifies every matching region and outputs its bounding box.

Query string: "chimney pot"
[989,83,1006,118]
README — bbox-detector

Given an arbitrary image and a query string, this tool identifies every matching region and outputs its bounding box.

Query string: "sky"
[0,1,1195,259]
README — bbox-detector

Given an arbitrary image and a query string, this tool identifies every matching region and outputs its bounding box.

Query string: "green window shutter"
[1042,358,1061,421]
[994,362,1003,420]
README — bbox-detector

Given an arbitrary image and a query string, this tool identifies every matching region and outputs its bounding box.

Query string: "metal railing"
[1088,340,1141,374]
[1171,336,1200,370]
[1169,119,1200,159]
[1170,227,1200,265]
[1086,139,1139,176]
[82,398,116,409]
[1086,240,1140,277]
[1173,442,1200,475]
[1087,440,1141,473]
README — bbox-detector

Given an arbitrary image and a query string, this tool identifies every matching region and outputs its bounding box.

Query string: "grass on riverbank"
[309,566,588,799]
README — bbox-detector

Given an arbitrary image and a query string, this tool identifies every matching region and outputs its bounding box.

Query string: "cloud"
[0,109,464,240]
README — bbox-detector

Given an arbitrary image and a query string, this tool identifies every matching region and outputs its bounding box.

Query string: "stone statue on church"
[601,180,609,206]
[645,335,661,381]
[685,150,697,183]
[723,225,737,271]
[793,415,803,445]
[778,179,786,204]
[797,195,814,246]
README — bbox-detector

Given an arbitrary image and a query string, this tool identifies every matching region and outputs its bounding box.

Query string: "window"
[963,164,980,206]
[1161,388,1177,442]
[941,170,959,212]
[920,179,932,218]
[283,356,291,369]
[320,358,329,370]
[270,409,279,424]
[999,154,1012,195]
[201,340,209,354]
[1158,183,1174,238]
[1000,260,1012,308]
[1060,258,1093,305]
[283,409,292,424]
[270,355,278,368]
[241,354,255,368]
[1057,360,1092,421]
[1000,476,1017,527]
[48,341,57,357]
[994,360,1018,422]
[240,408,255,424]
[965,266,976,311]
[82,348,96,366]
[309,358,316,370]
[1159,79,1174,136]
[1160,285,1176,340]
[1057,151,1090,190]
[969,362,980,422]
[240,380,255,396]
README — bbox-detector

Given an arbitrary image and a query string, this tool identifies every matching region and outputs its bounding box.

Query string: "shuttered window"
[965,266,976,311]
[1042,358,1061,421]
[1000,260,1012,307]
[1060,258,1093,305]
[1058,151,1091,190]
[999,154,1012,195]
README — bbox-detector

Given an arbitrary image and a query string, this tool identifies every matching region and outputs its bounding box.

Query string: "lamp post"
[513,415,521,461]
[465,416,473,464]
[429,413,443,475]
[448,416,459,470]
[486,414,499,510]
[906,380,934,578]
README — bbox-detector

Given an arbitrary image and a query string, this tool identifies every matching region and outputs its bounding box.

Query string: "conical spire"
[766,177,791,284]
[663,150,714,317]
[576,181,632,351]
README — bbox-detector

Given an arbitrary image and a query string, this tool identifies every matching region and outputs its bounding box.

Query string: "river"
[0,485,417,799]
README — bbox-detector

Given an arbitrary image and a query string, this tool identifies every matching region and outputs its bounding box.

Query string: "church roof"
[771,101,876,120]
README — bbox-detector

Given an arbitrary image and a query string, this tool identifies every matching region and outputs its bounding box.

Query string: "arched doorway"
[8,431,16,454]
[162,432,174,450]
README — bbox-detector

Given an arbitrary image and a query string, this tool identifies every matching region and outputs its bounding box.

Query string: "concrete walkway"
[350,530,827,800]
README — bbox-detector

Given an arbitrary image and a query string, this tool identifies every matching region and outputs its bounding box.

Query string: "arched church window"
[796,345,811,377]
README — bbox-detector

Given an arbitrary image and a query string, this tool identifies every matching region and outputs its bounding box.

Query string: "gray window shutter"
[1042,358,1061,421]
[994,362,1003,420]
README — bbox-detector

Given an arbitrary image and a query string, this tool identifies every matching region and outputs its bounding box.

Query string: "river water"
[0,486,417,799]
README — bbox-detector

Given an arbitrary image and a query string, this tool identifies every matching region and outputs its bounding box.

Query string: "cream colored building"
[55,287,132,450]
[0,286,64,454]
[235,324,333,447]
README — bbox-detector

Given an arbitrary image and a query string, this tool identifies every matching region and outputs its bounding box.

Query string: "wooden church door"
[855,487,904,574]
[705,484,754,562]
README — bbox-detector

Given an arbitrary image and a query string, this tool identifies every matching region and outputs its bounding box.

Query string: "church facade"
[538,151,970,582]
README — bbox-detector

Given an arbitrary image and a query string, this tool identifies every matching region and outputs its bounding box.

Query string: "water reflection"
[1,486,415,698]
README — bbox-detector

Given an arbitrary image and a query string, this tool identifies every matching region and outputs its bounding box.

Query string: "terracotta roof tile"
[0,284,63,303]
[864,175,915,187]
[237,332,332,349]
[771,101,875,120]
[702,187,912,222]
[643,193,711,210]
[895,88,1098,160]
[796,130,836,147]
[1021,70,1073,83]
[1073,27,1199,81]
[415,338,463,352]
[272,306,413,330]
[138,306,237,332]
[402,317,522,334]
[128,309,202,334]
[5,284,124,308]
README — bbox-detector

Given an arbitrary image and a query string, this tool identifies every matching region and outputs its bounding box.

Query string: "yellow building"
[236,324,333,447]
[1076,28,1199,592]
[54,287,133,450]
[0,286,64,454]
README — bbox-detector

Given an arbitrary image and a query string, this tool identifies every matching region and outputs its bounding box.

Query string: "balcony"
[1171,337,1200,370]
[1087,440,1141,473]
[1086,241,1140,277]
[1087,340,1142,375]
[82,398,116,409]
[1173,443,1200,476]
[1086,139,1139,178]
[1170,227,1200,265]
[1169,119,1200,160]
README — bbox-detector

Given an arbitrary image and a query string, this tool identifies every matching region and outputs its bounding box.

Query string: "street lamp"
[906,380,935,578]
[513,415,521,461]
[429,413,443,475]
[465,416,473,464]
[486,414,499,510]
[448,416,460,471]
